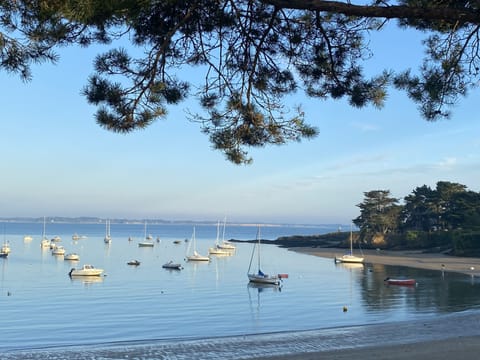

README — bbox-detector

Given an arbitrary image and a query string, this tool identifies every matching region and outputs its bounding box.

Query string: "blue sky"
[1,23,479,225]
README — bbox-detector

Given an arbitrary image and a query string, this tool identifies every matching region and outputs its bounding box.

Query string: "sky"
[1,22,479,225]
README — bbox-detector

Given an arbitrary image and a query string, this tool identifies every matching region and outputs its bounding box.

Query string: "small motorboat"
[384,277,416,286]
[52,245,66,255]
[69,264,104,277]
[138,241,154,247]
[162,261,183,270]
[23,235,33,242]
[64,253,80,261]
[1,242,11,255]
[127,260,141,266]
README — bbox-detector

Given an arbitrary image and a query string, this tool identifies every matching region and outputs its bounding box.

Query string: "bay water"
[2,221,480,355]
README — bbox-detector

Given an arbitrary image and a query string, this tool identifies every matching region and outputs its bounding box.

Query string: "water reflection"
[335,262,364,271]
[247,282,282,293]
[355,263,480,315]
[69,275,104,285]
[247,282,282,327]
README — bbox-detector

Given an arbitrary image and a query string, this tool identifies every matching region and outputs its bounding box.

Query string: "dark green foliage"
[353,190,401,244]
[354,181,480,255]
[2,1,480,162]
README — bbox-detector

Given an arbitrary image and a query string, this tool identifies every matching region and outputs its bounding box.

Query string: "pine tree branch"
[263,1,480,25]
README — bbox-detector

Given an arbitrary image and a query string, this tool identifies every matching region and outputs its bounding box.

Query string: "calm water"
[2,221,480,355]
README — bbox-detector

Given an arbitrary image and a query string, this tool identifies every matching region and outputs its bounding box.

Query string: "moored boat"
[23,235,33,242]
[51,245,66,255]
[64,253,80,261]
[138,221,154,247]
[127,260,141,266]
[185,227,210,262]
[138,241,154,247]
[162,261,183,270]
[384,277,416,286]
[247,226,281,286]
[334,225,364,264]
[104,219,112,244]
[69,264,104,277]
[1,242,11,255]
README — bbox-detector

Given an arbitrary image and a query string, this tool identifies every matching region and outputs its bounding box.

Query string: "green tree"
[402,185,437,231]
[2,1,480,163]
[402,181,479,232]
[353,190,401,244]
[434,181,468,230]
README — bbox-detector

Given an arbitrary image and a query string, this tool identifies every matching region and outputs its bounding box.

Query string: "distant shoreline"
[0,217,339,228]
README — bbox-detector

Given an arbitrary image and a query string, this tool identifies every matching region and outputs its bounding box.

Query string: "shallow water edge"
[3,311,480,360]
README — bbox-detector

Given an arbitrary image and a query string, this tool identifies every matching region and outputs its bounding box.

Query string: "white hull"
[334,254,364,264]
[104,219,112,243]
[217,242,236,250]
[1,243,11,254]
[186,253,210,261]
[64,253,80,261]
[69,269,103,276]
[52,246,65,255]
[41,238,50,248]
[247,226,283,286]
[186,228,210,262]
[248,273,280,285]
[69,264,104,277]
[335,226,364,264]
[138,242,154,247]
[208,247,233,255]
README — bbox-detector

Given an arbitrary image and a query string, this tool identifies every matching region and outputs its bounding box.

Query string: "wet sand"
[290,247,480,276]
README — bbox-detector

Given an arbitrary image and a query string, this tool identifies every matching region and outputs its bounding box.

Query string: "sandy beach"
[291,247,480,276]
[251,247,480,360]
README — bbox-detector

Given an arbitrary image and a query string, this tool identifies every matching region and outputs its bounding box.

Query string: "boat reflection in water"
[247,281,282,293]
[335,262,364,270]
[69,275,104,285]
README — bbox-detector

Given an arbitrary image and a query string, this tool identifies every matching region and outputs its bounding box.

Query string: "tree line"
[353,181,480,255]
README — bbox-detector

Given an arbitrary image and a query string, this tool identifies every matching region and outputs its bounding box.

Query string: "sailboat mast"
[193,226,196,251]
[257,226,261,271]
[222,217,227,243]
[350,224,353,255]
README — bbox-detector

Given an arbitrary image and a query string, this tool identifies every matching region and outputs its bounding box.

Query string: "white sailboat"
[247,226,280,285]
[138,220,154,247]
[209,221,233,255]
[186,227,210,262]
[40,216,50,248]
[104,219,112,244]
[334,225,364,264]
[216,217,236,250]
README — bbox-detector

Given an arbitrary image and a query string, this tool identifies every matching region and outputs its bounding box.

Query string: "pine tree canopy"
[2,1,479,163]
